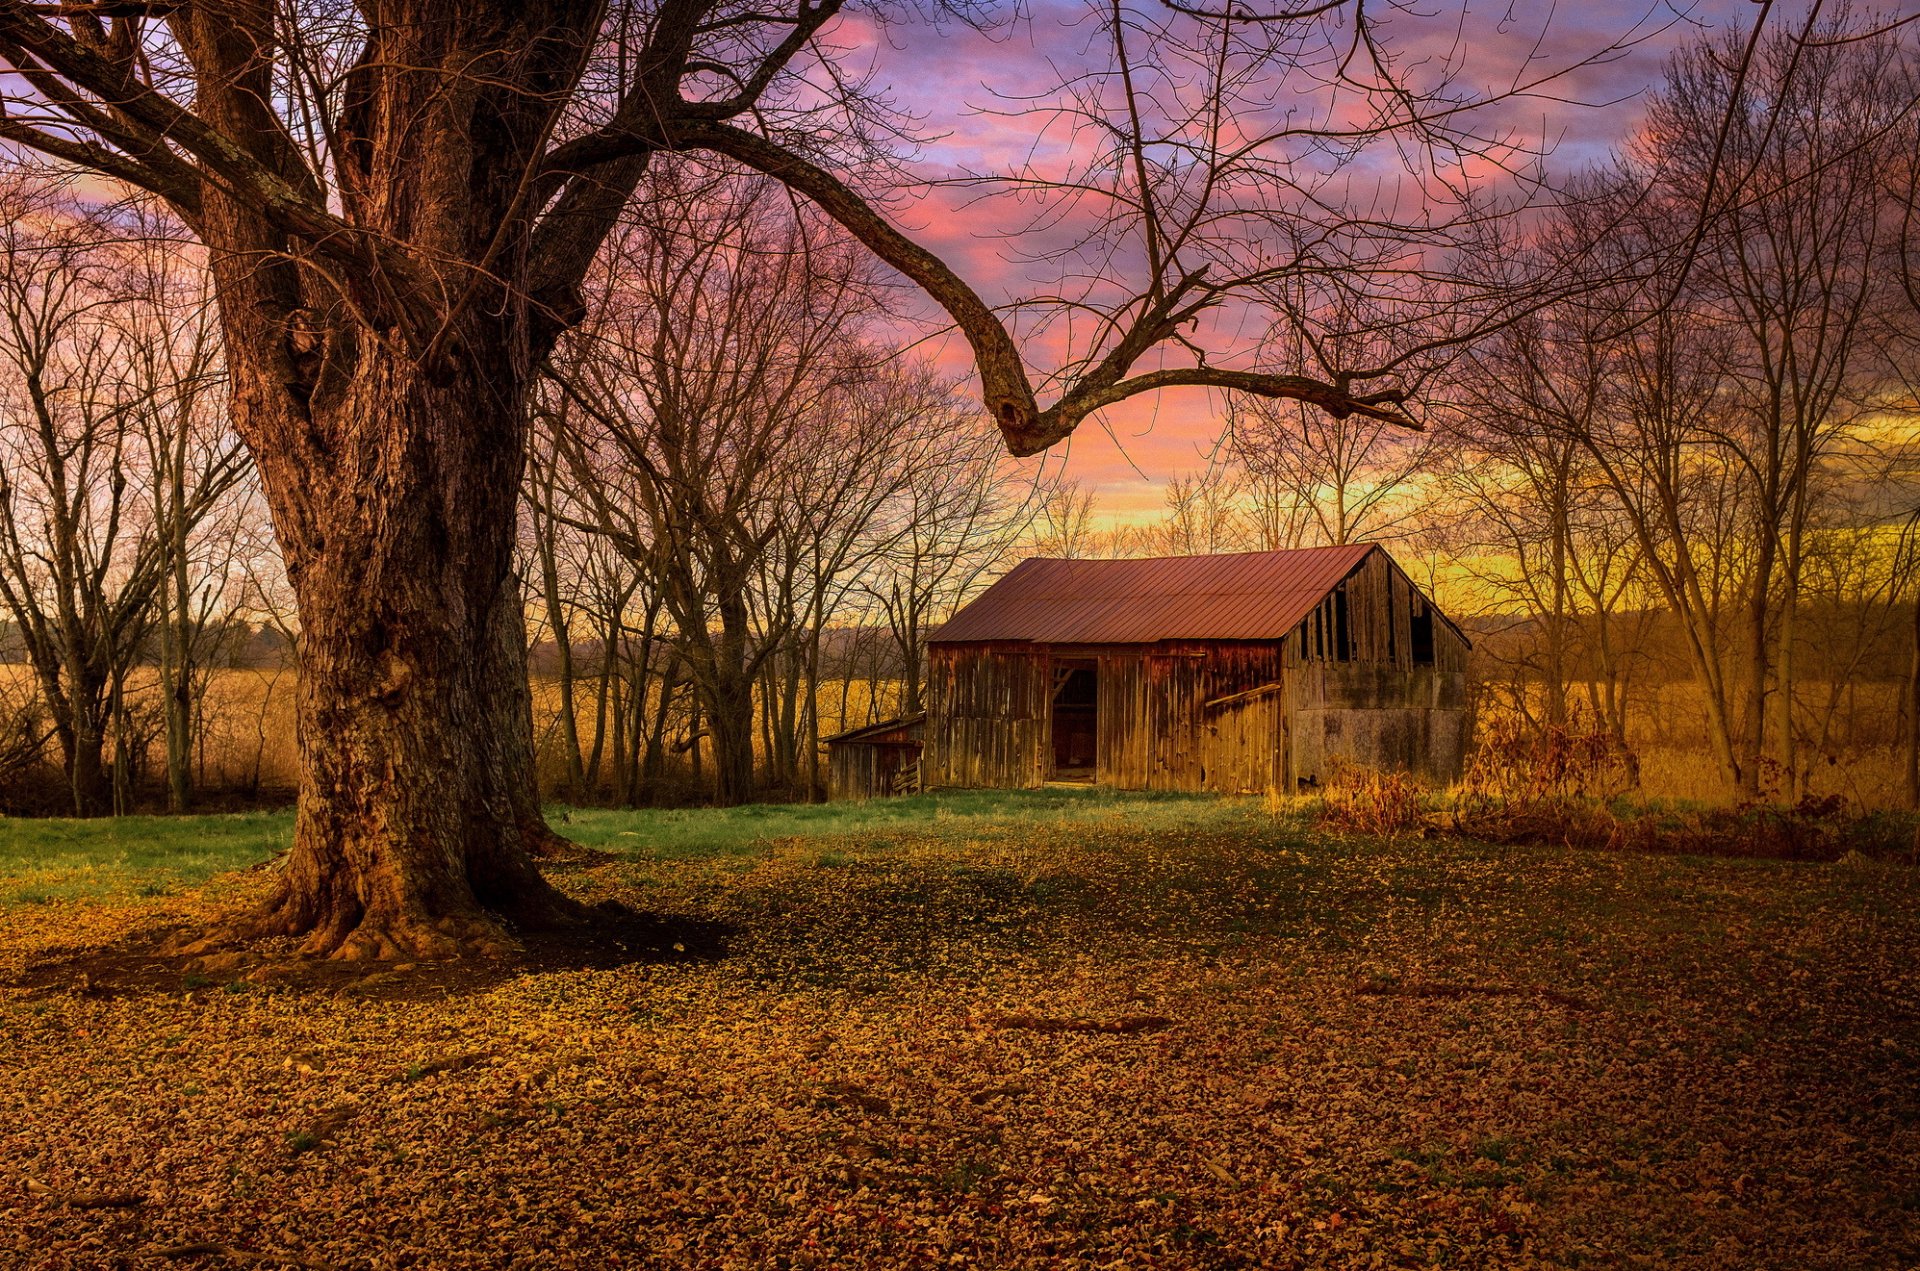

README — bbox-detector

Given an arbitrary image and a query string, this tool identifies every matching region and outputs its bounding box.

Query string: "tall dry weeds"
[1317,761,1428,839]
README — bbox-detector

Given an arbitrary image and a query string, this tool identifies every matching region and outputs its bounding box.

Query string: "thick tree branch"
[666,118,1043,449]
[0,112,201,213]
[0,3,351,252]
[671,119,1416,454]
[1053,366,1414,429]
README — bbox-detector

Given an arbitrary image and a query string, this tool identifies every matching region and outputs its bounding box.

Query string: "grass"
[551,786,1215,859]
[0,810,291,907]
[0,787,1218,910]
[2,788,1916,1268]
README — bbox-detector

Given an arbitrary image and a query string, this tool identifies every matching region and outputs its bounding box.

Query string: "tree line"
[0,0,1910,955]
[1,12,1917,818]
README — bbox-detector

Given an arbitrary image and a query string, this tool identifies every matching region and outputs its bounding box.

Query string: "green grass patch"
[0,788,1232,910]
[549,786,1221,860]
[0,810,292,907]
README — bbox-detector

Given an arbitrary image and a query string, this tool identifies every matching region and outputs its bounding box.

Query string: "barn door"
[1049,659,1098,781]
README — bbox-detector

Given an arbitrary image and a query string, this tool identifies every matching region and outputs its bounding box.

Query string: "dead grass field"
[2,790,1916,1269]
[4,664,1906,809]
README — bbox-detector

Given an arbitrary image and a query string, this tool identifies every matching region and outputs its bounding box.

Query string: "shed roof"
[823,713,927,745]
[929,544,1381,645]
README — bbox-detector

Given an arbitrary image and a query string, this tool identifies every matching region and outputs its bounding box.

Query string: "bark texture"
[172,2,599,958]
[237,345,569,958]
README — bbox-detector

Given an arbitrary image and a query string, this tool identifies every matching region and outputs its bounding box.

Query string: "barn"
[823,713,927,800]
[922,544,1469,793]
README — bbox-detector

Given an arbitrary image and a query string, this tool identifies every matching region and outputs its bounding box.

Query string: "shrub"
[1462,712,1640,806]
[1318,761,1427,839]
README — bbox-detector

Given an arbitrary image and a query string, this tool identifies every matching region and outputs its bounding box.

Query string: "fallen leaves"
[2,796,1917,1268]
[401,1051,489,1082]
[989,1013,1174,1035]
[24,1177,145,1209]
[818,1080,892,1115]
[1353,978,1597,1011]
[285,1106,355,1155]
[148,1241,338,1268]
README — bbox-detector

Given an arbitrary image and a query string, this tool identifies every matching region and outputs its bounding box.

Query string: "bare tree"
[0,0,1647,955]
[1878,36,1920,808]
[1449,312,1647,740]
[774,359,965,799]
[0,177,242,814]
[1029,480,1102,560]
[1152,467,1248,556]
[114,202,246,812]
[1652,18,1911,794]
[1223,396,1434,548]
[550,168,892,805]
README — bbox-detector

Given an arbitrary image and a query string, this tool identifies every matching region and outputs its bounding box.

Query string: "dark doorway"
[1050,659,1098,781]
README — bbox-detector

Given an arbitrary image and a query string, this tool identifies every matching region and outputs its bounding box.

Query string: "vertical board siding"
[1096,651,1147,788]
[826,718,927,800]
[1202,684,1286,793]
[927,644,1047,789]
[1278,550,1471,788]
[827,745,875,801]
[927,550,1472,792]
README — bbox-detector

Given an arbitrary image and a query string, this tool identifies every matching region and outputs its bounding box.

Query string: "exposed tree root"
[25,1178,145,1209]
[146,1241,338,1268]
[988,1013,1174,1034]
[166,867,606,964]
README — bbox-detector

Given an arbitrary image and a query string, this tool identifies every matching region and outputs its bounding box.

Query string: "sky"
[823,0,1777,523]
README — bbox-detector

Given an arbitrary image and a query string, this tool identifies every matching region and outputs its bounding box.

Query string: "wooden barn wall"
[927,551,1471,792]
[1201,685,1287,794]
[827,745,880,801]
[925,644,1048,789]
[1094,642,1284,792]
[1283,551,1471,786]
[827,739,922,800]
[928,641,1288,792]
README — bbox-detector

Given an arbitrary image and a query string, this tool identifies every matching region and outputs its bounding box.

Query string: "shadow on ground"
[9,905,734,1003]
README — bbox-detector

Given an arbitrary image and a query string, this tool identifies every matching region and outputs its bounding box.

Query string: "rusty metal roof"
[929,544,1380,645]
[823,713,927,745]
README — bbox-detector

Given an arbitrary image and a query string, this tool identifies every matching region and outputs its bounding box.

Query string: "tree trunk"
[59,701,110,818]
[586,609,616,794]
[533,500,585,800]
[162,451,196,813]
[708,673,758,806]
[1907,594,1919,811]
[804,623,824,803]
[686,593,758,806]
[1775,556,1800,800]
[227,342,574,959]
[1742,536,1775,800]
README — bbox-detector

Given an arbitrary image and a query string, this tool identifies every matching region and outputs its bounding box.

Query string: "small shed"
[824,713,926,800]
[923,545,1469,793]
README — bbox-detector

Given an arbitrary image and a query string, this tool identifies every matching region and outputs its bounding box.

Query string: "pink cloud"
[829,0,1775,518]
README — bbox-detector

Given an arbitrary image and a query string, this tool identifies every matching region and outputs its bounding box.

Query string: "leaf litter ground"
[2,794,1916,1269]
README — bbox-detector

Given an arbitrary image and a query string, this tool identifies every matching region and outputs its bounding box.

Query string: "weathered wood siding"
[925,644,1049,788]
[1092,643,1285,790]
[1201,683,1287,794]
[927,549,1472,792]
[827,746,880,801]
[825,718,924,800]
[1283,551,1471,785]
[927,641,1289,791]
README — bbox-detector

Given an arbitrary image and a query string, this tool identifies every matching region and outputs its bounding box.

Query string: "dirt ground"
[3,801,1917,1269]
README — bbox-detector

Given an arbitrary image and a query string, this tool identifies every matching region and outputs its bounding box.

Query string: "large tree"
[0,0,1620,959]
